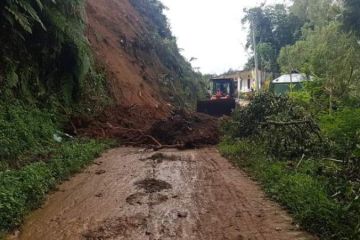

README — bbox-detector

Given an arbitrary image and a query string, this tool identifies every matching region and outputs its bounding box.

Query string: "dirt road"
[8,148,316,240]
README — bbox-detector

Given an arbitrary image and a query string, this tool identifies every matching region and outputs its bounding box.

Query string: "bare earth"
[8,148,316,240]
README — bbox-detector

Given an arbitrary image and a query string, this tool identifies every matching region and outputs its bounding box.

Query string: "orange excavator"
[197,78,236,117]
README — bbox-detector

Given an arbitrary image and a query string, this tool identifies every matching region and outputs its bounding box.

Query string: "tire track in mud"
[141,152,199,240]
[7,148,316,240]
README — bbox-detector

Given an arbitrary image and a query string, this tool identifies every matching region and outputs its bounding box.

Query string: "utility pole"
[252,20,260,91]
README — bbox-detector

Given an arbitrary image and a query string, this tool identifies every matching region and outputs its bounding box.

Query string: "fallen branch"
[322,158,344,163]
[106,122,162,146]
[143,135,162,147]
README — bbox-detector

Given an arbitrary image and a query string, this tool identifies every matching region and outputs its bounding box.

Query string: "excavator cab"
[197,78,236,117]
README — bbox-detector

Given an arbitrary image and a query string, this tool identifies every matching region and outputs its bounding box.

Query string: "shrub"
[319,108,360,184]
[0,102,57,167]
[319,108,360,160]
[222,93,322,159]
[222,92,291,138]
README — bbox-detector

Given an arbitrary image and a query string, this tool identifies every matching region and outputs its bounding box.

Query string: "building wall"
[221,69,271,97]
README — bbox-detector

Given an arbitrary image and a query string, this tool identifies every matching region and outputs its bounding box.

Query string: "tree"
[256,43,276,73]
[278,23,360,113]
[343,0,360,36]
[266,4,304,50]
[290,0,341,28]
[242,7,274,49]
[242,4,303,75]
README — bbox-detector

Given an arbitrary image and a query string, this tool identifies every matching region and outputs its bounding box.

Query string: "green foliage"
[0,102,57,167]
[219,140,360,239]
[1,0,46,35]
[278,23,360,113]
[256,43,276,72]
[0,0,108,109]
[319,109,360,162]
[0,140,109,232]
[222,93,290,138]
[243,1,343,76]
[222,93,321,159]
[343,0,360,37]
[289,89,312,108]
[290,0,341,27]
[242,4,304,74]
[129,0,171,38]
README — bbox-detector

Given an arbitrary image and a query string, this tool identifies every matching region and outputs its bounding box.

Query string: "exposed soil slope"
[86,0,172,122]
[8,148,316,240]
[70,0,219,147]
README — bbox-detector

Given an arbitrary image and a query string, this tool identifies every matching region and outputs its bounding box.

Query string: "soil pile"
[73,109,220,149]
[149,110,220,148]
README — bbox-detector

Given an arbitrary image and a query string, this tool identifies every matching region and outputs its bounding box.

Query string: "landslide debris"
[72,108,220,149]
[149,110,220,148]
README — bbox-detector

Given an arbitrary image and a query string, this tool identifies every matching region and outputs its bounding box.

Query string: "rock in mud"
[95,170,106,175]
[177,211,188,218]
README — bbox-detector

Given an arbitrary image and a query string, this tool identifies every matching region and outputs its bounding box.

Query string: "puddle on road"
[126,192,147,205]
[134,178,172,193]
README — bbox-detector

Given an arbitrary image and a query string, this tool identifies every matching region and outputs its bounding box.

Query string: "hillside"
[0,0,205,161]
[86,0,205,123]
[86,0,170,119]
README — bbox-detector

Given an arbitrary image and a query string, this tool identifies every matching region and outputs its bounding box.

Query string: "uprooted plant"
[222,92,323,159]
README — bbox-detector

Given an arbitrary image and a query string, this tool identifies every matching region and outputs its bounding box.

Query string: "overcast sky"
[160,0,291,74]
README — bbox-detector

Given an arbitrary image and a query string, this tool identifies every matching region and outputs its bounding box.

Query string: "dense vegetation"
[222,1,360,239]
[0,0,108,108]
[0,0,110,166]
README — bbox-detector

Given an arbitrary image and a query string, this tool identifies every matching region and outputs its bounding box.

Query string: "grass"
[219,139,359,240]
[0,103,58,169]
[0,139,112,234]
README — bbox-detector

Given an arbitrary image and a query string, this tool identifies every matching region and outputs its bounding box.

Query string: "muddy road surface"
[8,148,316,240]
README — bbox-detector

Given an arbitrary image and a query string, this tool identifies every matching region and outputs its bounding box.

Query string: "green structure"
[270,74,309,95]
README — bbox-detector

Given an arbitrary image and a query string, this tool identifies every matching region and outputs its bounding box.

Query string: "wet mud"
[7,148,316,240]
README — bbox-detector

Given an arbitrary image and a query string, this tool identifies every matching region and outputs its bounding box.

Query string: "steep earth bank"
[86,0,191,128]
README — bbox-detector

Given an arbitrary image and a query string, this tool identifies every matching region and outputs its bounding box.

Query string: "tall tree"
[290,0,341,27]
[278,23,360,113]
[242,4,303,75]
[343,0,360,36]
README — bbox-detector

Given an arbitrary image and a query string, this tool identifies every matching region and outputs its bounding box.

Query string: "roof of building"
[272,74,309,84]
